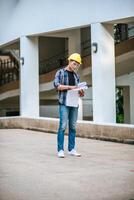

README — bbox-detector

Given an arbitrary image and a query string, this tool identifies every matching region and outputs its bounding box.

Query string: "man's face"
[69,60,80,72]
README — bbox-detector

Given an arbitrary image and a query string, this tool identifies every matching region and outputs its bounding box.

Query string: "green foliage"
[116,114,124,123]
[116,87,124,123]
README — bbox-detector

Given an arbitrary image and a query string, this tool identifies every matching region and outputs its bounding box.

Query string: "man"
[54,53,84,158]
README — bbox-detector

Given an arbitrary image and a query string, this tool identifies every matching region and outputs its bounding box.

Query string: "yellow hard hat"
[68,53,82,64]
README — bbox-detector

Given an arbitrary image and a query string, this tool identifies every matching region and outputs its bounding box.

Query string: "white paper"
[66,82,88,107]
[66,90,79,107]
[73,82,88,91]
[78,82,87,87]
[73,85,88,91]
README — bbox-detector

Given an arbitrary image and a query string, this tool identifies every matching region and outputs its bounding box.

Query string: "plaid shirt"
[53,68,80,105]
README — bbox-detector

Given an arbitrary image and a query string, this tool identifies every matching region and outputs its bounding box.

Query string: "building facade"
[0,0,134,124]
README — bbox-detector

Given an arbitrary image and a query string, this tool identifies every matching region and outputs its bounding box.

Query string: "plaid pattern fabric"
[53,68,80,105]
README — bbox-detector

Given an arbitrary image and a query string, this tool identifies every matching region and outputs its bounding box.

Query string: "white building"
[0,0,134,125]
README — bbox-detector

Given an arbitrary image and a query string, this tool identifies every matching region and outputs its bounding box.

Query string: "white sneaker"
[58,150,65,158]
[68,149,81,157]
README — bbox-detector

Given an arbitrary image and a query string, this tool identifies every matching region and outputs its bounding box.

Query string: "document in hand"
[77,82,89,90]
[72,82,89,91]
[66,90,79,107]
[66,82,88,107]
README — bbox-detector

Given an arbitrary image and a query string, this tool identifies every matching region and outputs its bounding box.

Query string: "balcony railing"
[39,50,68,75]
[0,59,19,86]
[81,39,91,58]
[114,24,134,44]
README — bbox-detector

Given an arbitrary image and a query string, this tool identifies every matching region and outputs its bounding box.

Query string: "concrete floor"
[0,129,134,200]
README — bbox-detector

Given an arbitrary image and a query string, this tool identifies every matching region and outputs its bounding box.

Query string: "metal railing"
[81,39,91,58]
[114,24,134,44]
[39,50,68,75]
[0,59,19,86]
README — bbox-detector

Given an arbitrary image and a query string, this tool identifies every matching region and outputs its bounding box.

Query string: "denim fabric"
[57,104,78,152]
[53,68,80,105]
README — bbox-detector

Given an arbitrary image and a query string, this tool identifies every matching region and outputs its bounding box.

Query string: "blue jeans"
[57,104,78,152]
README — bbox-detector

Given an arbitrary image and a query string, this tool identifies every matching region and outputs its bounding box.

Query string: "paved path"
[0,129,134,200]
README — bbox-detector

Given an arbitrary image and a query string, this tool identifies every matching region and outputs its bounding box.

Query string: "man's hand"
[79,89,84,97]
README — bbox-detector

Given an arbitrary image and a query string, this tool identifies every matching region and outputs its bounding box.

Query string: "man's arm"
[57,85,77,91]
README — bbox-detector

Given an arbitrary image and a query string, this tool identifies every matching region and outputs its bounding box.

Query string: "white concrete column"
[68,29,83,120]
[130,86,134,124]
[20,36,39,117]
[91,23,116,123]
[78,98,83,120]
[130,73,134,124]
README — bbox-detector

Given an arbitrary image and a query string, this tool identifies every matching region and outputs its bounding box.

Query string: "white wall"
[0,0,134,46]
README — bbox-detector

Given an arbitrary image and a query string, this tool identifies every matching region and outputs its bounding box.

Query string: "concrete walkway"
[0,129,134,200]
